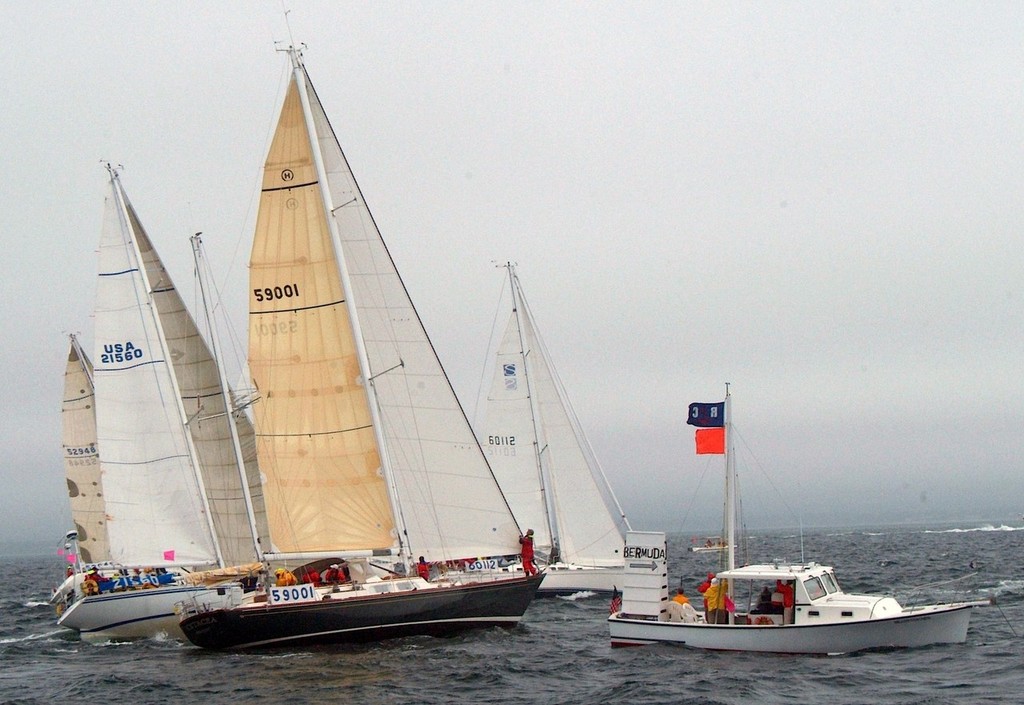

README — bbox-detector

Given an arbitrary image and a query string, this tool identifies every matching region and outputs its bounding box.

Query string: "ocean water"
[3,523,1023,705]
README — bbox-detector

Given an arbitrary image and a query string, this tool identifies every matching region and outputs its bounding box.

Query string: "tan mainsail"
[249,80,395,554]
[62,335,109,564]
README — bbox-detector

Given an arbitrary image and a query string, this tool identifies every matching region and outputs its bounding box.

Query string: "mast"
[724,383,735,572]
[107,166,224,568]
[286,47,410,560]
[190,233,264,564]
[505,262,559,561]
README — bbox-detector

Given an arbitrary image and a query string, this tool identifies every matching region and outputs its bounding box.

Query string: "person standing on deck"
[519,529,538,576]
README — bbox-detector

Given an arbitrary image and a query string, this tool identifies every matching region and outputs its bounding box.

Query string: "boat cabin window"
[820,571,839,594]
[803,576,827,601]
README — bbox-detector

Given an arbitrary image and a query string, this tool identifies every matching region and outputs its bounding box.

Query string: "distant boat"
[688,537,731,553]
[52,169,264,641]
[609,387,988,654]
[177,46,541,650]
[477,263,631,595]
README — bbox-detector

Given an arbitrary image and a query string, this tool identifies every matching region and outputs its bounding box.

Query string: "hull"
[608,602,980,654]
[57,584,229,641]
[538,563,623,596]
[181,573,544,650]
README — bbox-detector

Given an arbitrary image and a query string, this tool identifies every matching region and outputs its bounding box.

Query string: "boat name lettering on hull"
[623,545,666,560]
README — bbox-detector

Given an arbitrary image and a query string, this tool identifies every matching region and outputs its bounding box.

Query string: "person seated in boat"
[323,564,343,585]
[416,556,431,581]
[666,595,700,623]
[519,529,538,576]
[754,586,773,613]
[671,587,690,606]
[83,567,104,593]
[299,566,321,586]
[274,568,297,586]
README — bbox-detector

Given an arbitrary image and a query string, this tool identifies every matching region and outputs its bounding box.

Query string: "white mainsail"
[481,265,630,568]
[93,169,220,567]
[62,334,109,564]
[249,53,519,564]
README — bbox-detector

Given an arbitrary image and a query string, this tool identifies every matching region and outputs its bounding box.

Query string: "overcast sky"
[3,2,1023,548]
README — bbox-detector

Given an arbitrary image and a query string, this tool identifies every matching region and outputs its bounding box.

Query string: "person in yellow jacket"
[703,577,729,623]
[275,568,298,586]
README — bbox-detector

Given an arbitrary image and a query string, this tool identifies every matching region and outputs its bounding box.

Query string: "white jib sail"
[92,172,219,567]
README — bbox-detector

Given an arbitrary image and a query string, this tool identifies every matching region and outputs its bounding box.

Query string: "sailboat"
[608,387,988,654]
[478,263,630,595]
[52,168,264,641]
[177,47,542,650]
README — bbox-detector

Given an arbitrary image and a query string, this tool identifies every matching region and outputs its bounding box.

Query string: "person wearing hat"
[323,564,342,585]
[519,529,538,576]
[274,567,297,587]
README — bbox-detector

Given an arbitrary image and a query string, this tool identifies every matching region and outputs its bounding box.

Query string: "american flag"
[609,587,622,615]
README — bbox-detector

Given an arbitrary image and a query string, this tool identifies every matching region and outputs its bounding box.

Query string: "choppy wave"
[3,527,1024,704]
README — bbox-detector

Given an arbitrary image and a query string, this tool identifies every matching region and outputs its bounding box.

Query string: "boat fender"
[82,579,99,596]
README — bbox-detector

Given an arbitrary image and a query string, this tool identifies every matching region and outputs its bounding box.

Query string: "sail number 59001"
[268,584,318,605]
[253,283,300,302]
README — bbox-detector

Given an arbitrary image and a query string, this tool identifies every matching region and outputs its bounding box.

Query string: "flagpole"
[724,383,734,574]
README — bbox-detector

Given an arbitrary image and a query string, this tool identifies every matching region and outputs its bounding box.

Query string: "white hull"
[57,583,229,641]
[539,563,624,596]
[609,602,981,654]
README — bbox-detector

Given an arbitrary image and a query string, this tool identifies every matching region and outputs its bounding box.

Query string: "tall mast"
[505,262,559,560]
[108,166,224,567]
[286,47,410,560]
[724,383,735,572]
[190,233,264,564]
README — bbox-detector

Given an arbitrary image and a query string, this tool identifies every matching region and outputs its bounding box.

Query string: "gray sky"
[3,2,1023,547]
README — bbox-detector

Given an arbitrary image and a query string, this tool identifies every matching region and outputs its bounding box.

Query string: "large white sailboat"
[178,47,542,650]
[608,388,988,654]
[478,263,630,595]
[52,169,264,641]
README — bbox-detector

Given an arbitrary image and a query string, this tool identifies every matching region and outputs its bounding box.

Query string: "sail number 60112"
[253,284,300,302]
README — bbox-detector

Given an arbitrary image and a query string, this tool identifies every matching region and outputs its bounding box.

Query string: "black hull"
[180,573,544,650]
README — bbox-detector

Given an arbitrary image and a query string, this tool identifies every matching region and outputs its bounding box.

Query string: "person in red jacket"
[416,556,431,581]
[519,529,538,576]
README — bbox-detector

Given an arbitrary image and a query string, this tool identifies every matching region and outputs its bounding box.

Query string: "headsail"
[62,334,108,564]
[481,265,630,567]
[93,169,219,567]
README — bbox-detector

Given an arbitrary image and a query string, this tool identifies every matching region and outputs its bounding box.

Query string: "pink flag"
[163,549,175,562]
[57,547,65,556]
[66,553,77,563]
[724,594,736,613]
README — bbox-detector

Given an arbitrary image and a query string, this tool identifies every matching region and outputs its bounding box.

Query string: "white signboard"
[621,531,668,619]
[268,584,319,605]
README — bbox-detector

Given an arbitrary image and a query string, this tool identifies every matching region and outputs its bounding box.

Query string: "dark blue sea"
[3,523,1022,704]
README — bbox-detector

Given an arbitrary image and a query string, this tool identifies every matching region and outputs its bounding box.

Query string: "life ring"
[82,579,99,596]
[754,615,774,625]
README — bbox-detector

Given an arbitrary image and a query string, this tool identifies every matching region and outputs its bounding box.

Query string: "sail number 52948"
[253,284,300,302]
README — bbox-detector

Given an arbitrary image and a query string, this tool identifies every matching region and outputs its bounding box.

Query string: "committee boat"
[477,263,631,596]
[178,47,542,650]
[608,388,987,654]
[51,171,266,641]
